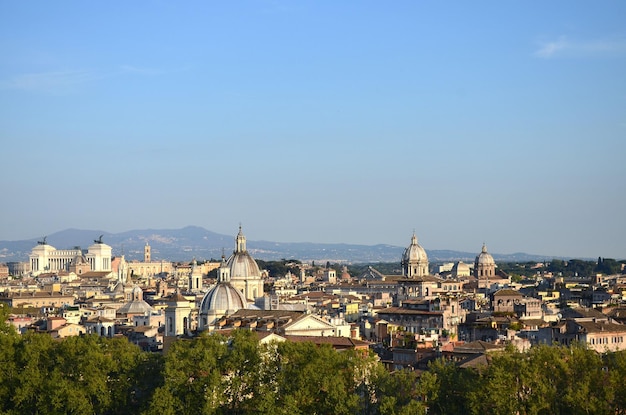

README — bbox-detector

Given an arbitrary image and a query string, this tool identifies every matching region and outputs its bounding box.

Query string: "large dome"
[199,282,247,314]
[227,253,261,280]
[227,226,261,280]
[476,244,495,266]
[401,232,429,277]
[402,233,428,264]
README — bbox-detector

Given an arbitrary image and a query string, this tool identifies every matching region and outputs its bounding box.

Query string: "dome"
[451,261,471,277]
[200,282,247,314]
[401,232,429,278]
[227,226,261,280]
[402,233,428,264]
[476,244,495,265]
[227,253,261,279]
[117,286,154,316]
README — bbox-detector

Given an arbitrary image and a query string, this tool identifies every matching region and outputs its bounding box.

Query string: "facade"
[7,262,30,277]
[548,319,626,352]
[164,292,193,336]
[217,309,344,337]
[491,289,542,319]
[377,297,465,338]
[29,238,112,276]
[50,323,86,338]
[0,291,75,309]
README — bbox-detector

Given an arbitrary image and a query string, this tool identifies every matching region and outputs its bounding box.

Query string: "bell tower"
[144,242,151,263]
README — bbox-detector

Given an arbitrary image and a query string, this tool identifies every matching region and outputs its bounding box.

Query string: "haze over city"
[1,1,625,259]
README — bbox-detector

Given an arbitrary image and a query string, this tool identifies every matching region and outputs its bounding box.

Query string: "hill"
[0,226,555,264]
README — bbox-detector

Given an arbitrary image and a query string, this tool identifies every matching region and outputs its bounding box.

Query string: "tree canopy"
[0,309,625,415]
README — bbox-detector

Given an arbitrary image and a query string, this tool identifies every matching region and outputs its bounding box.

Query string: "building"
[29,236,112,276]
[116,286,156,322]
[123,243,174,278]
[164,291,193,336]
[0,291,75,309]
[401,233,429,277]
[491,289,542,319]
[224,226,264,301]
[377,297,465,338]
[474,244,496,279]
[549,319,626,352]
[198,256,248,331]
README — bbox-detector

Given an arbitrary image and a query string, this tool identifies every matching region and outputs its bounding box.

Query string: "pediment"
[285,314,335,331]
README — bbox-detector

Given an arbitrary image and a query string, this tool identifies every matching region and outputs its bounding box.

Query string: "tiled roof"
[376,307,443,316]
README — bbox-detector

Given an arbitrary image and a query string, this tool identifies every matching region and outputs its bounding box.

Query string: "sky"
[1,1,625,259]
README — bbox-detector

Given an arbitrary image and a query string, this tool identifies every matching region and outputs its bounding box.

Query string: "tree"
[422,358,475,414]
[367,367,426,415]
[274,341,362,414]
[146,333,228,415]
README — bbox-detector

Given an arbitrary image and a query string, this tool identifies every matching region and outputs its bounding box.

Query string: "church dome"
[227,226,261,280]
[117,286,154,316]
[476,244,495,266]
[402,233,428,264]
[199,282,247,314]
[227,254,261,279]
[401,232,429,278]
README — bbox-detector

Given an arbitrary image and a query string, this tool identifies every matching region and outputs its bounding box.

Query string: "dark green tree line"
[1,303,626,415]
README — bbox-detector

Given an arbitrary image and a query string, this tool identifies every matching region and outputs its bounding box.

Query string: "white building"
[29,237,112,276]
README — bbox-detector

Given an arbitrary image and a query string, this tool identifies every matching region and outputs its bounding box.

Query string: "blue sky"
[1,1,625,259]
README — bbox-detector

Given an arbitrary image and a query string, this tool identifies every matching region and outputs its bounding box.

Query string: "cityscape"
[0,225,625,413]
[2,1,625,413]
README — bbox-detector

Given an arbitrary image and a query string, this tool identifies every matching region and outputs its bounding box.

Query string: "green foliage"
[1,326,626,415]
[595,257,622,275]
[368,366,426,415]
[497,262,542,278]
[256,259,302,278]
[548,259,597,277]
[0,332,159,415]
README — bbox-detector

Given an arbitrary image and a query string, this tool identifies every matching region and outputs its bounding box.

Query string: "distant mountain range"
[0,226,557,264]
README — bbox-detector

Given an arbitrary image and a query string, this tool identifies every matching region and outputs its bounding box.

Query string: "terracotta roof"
[560,307,607,320]
[376,307,443,316]
[132,325,157,333]
[458,354,491,369]
[575,321,626,334]
[283,335,370,349]
[453,340,504,354]
[493,289,522,297]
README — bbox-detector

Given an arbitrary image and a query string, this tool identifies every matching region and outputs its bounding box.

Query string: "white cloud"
[534,35,626,59]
